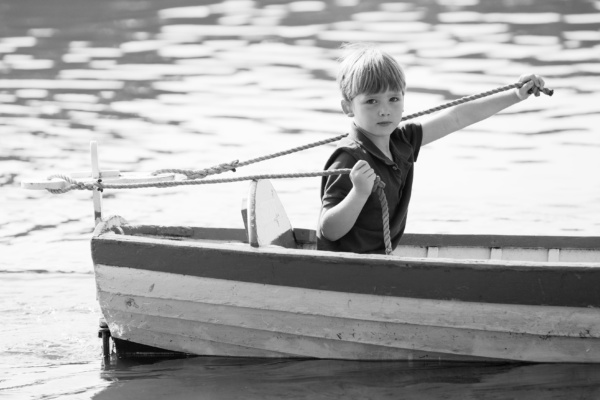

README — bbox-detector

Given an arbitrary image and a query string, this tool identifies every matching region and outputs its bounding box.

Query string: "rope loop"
[46,174,97,194]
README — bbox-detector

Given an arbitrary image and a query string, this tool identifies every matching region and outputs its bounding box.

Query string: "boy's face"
[343,90,405,138]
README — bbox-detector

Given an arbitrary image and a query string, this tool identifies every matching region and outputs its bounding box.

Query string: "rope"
[45,81,552,255]
[152,81,552,180]
[235,135,349,169]
[99,170,351,189]
[153,161,239,179]
[399,82,553,121]
[46,170,353,193]
[47,174,98,194]
[46,169,394,254]
[152,134,349,180]
[372,177,392,255]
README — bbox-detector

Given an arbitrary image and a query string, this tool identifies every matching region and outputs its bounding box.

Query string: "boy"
[317,43,546,254]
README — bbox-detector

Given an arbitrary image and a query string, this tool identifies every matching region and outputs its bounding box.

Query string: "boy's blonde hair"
[337,43,406,102]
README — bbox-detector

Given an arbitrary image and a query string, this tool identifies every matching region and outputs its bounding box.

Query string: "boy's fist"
[516,74,546,100]
[350,160,376,196]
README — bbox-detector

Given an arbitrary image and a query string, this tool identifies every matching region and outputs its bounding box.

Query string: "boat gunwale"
[94,218,600,252]
[92,228,600,271]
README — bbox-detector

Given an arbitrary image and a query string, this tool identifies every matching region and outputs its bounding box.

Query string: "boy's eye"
[366,99,377,104]
[390,97,400,102]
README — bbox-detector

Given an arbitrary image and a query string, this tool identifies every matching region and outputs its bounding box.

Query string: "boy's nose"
[379,108,390,116]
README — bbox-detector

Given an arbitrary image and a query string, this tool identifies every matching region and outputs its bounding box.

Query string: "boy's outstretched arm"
[420,74,546,146]
[320,160,375,241]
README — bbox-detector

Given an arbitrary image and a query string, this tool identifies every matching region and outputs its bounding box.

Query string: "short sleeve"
[321,151,357,210]
[396,122,423,162]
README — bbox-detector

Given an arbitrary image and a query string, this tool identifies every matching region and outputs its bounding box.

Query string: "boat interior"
[108,223,600,264]
[97,180,600,264]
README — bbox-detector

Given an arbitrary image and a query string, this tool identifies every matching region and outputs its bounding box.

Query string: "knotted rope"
[46,174,98,194]
[45,81,552,255]
[47,169,393,254]
[151,136,347,179]
[151,81,552,180]
[99,170,351,190]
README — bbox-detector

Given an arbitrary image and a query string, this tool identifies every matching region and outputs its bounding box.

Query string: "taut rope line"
[44,81,553,255]
[48,170,394,253]
[151,136,348,179]
[152,81,553,180]
[68,170,352,191]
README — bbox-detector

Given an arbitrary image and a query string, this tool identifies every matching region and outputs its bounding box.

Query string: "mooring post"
[98,317,111,358]
[91,141,103,226]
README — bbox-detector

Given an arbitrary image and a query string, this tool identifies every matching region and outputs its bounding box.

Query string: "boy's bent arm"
[421,76,544,146]
[320,159,375,241]
[320,187,370,241]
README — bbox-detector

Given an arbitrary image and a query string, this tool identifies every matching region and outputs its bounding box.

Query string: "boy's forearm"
[452,89,522,129]
[320,188,370,241]
[422,90,522,145]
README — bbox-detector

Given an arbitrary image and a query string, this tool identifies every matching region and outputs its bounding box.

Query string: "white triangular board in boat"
[247,180,296,249]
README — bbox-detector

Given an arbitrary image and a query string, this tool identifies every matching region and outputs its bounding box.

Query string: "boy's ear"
[341,99,354,117]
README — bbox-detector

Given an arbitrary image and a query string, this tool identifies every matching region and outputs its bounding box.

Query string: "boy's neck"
[372,137,392,159]
[354,123,393,160]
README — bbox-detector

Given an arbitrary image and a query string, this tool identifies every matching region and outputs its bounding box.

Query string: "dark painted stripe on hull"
[92,236,600,308]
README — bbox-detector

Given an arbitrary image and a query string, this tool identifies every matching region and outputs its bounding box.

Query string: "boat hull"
[92,225,600,363]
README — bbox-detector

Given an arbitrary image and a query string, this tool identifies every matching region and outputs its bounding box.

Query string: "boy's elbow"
[323,230,344,242]
[320,223,341,241]
[320,216,344,241]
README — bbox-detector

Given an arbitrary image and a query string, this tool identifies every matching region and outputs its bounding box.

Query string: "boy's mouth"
[377,121,392,126]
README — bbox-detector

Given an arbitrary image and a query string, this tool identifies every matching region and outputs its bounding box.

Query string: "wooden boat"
[91,179,600,363]
[21,141,600,363]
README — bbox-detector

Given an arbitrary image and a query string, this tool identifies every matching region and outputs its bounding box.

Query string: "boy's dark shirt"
[317,122,423,254]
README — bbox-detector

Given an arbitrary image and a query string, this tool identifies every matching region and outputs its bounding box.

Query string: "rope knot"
[44,174,89,194]
[95,179,105,192]
[186,160,239,180]
[152,160,239,180]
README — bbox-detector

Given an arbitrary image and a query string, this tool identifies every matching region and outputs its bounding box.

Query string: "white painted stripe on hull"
[99,290,600,362]
[104,308,502,361]
[95,264,600,339]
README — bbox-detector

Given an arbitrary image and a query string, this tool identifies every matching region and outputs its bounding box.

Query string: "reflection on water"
[1,0,600,398]
[95,357,600,399]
